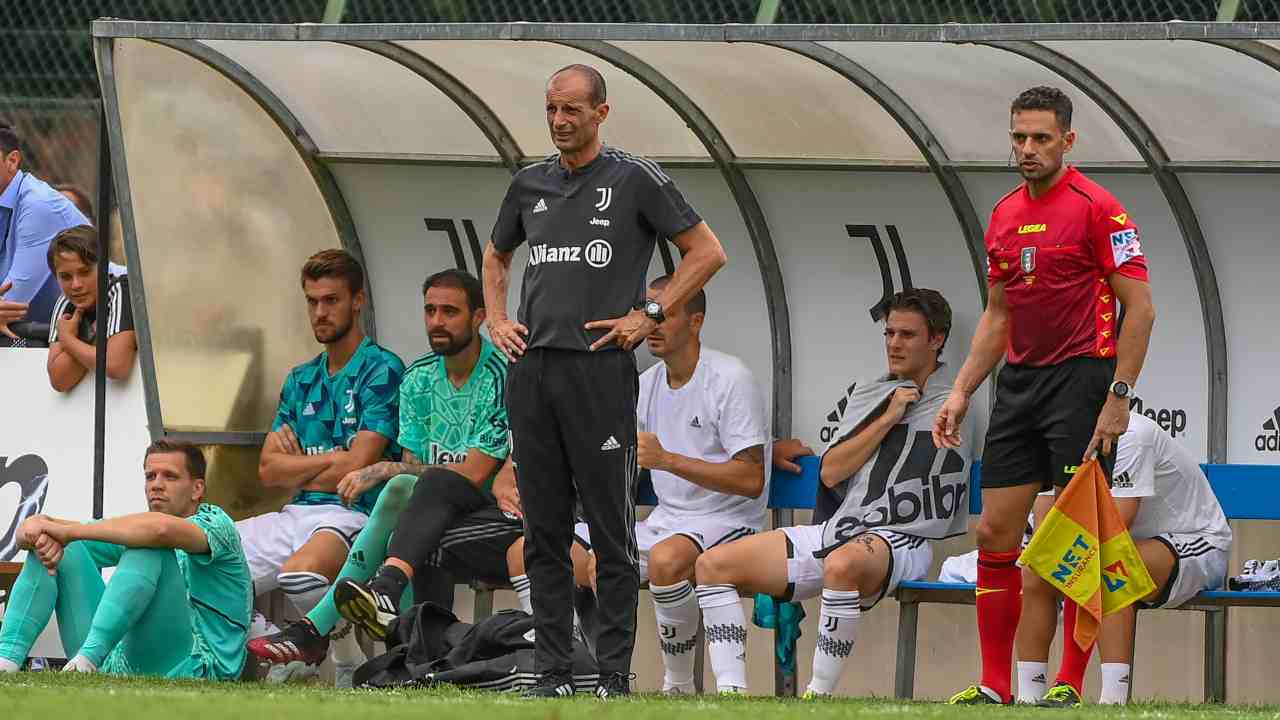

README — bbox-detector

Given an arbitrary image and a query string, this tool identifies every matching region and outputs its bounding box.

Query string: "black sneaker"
[595,672,634,699]
[246,619,330,665]
[522,671,576,698]
[334,577,399,641]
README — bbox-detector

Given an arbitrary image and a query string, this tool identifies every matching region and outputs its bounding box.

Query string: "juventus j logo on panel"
[846,224,912,322]
[595,187,612,211]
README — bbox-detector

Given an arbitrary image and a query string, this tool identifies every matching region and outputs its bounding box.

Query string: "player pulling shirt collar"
[275,336,405,514]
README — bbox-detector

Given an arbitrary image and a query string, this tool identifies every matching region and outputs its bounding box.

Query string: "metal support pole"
[1217,0,1243,21]
[322,0,348,24]
[92,101,112,520]
[894,600,919,699]
[755,0,783,24]
[1204,607,1228,702]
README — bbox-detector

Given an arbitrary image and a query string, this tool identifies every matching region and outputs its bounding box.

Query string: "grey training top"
[492,147,701,352]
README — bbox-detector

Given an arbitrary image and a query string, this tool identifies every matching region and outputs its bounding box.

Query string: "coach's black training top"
[492,146,701,353]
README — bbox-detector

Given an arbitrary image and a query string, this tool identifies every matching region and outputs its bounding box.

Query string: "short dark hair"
[422,268,484,312]
[0,123,19,156]
[301,248,364,295]
[1011,86,1073,130]
[649,275,706,316]
[54,183,94,220]
[47,225,99,271]
[552,64,607,107]
[145,439,207,480]
[886,288,952,356]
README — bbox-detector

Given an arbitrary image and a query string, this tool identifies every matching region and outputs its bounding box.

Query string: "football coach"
[483,63,726,698]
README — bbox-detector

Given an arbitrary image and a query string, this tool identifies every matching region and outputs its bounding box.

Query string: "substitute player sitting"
[0,441,251,679]
[1015,412,1231,706]
[696,289,972,696]
[508,275,768,695]
[237,249,404,681]
[248,269,514,674]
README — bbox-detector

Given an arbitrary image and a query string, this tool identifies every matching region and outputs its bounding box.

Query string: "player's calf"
[806,535,887,697]
[647,536,701,694]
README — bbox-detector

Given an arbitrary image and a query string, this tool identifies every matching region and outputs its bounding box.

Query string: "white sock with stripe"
[511,574,533,614]
[279,572,330,619]
[807,589,860,695]
[330,619,364,666]
[1099,662,1132,704]
[1016,661,1049,703]
[651,580,699,693]
[696,584,747,692]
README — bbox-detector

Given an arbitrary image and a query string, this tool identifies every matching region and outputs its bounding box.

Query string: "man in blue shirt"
[0,123,90,340]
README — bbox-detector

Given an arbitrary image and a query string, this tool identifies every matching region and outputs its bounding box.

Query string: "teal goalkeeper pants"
[0,541,193,674]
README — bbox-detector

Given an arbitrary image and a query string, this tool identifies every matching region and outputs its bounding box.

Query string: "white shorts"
[1142,533,1229,609]
[779,525,933,609]
[235,503,367,593]
[574,514,756,582]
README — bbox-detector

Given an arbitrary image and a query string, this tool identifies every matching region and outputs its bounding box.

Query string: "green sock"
[307,473,416,634]
[0,544,107,666]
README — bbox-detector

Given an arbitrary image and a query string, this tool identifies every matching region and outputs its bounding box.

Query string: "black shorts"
[981,355,1116,491]
[426,504,524,585]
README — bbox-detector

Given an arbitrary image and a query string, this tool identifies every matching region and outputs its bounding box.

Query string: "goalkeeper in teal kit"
[0,441,251,678]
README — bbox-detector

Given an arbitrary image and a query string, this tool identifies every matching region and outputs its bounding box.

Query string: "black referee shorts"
[981,355,1116,491]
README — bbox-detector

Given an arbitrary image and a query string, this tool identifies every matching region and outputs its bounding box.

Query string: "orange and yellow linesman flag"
[1019,459,1156,650]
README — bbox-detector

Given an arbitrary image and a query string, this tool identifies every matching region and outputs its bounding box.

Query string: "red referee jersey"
[986,166,1149,367]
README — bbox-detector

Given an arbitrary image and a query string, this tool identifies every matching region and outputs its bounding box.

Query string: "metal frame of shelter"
[89,16,1280,698]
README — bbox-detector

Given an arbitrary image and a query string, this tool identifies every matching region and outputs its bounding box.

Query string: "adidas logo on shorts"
[533,198,548,214]
[600,436,621,451]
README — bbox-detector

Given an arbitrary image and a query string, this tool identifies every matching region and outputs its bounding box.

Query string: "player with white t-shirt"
[508,275,768,694]
[1016,411,1232,706]
[695,289,973,696]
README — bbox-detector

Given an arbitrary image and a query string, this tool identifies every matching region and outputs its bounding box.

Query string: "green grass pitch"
[2,674,1278,720]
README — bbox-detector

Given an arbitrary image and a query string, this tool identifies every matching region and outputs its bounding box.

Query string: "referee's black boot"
[595,672,635,699]
[522,671,576,698]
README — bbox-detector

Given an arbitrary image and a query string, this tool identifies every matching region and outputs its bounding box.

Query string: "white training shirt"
[1111,412,1232,551]
[638,347,770,531]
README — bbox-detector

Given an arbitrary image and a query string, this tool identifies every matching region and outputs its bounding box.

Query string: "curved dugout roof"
[92,21,1280,463]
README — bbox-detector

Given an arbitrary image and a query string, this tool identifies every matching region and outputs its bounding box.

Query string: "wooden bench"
[892,462,1280,703]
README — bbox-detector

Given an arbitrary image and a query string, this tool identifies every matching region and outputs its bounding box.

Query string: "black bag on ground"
[353,604,598,693]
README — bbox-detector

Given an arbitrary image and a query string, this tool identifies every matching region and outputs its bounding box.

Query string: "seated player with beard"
[694,289,974,696]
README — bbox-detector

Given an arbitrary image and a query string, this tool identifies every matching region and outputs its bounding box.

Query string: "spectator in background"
[0,123,91,340]
[45,225,136,392]
[53,184,127,277]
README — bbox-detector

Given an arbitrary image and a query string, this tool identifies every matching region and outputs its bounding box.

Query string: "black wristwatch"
[640,300,665,324]
[1109,380,1132,399]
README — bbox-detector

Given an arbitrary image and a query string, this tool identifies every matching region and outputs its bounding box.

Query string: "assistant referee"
[932,86,1156,706]
[483,64,726,698]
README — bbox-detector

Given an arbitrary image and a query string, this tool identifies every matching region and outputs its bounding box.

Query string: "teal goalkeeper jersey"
[178,504,253,680]
[272,336,405,514]
[398,337,510,489]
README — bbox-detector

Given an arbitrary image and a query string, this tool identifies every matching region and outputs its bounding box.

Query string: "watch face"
[645,301,662,315]
[1112,381,1130,397]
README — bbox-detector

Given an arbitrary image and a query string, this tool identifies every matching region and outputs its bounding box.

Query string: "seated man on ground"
[237,249,404,683]
[1015,411,1232,706]
[0,440,250,679]
[249,268,524,669]
[45,225,137,391]
[695,288,974,696]
[509,275,770,695]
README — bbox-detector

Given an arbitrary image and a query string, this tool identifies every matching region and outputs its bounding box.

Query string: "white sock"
[807,589,860,695]
[695,584,747,692]
[330,619,365,666]
[279,571,330,617]
[61,655,97,673]
[651,580,699,693]
[0,658,19,673]
[511,574,533,614]
[1099,662,1132,704]
[1016,661,1049,703]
